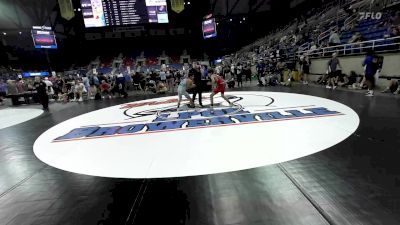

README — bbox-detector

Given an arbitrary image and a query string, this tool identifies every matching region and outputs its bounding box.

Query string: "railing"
[343,13,359,29]
[297,36,400,57]
[384,0,400,7]
[298,42,310,52]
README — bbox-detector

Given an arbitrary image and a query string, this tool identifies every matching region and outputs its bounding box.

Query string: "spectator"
[236,63,243,87]
[350,32,365,52]
[225,71,235,88]
[389,26,400,37]
[124,72,132,91]
[338,71,358,87]
[381,79,400,94]
[99,80,112,99]
[349,32,364,43]
[93,85,101,100]
[282,69,293,86]
[116,73,128,98]
[43,77,54,99]
[309,42,318,56]
[0,79,7,106]
[166,70,175,92]
[363,50,381,97]
[146,79,157,93]
[93,75,100,87]
[110,80,118,97]
[256,60,265,84]
[244,63,252,83]
[328,29,341,47]
[326,52,342,89]
[72,80,85,102]
[82,76,91,99]
[391,11,400,26]
[16,78,27,94]
[299,55,311,85]
[276,59,286,82]
[159,69,167,83]
[157,82,168,94]
[133,72,145,91]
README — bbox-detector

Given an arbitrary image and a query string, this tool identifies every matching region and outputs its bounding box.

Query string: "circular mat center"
[34,92,359,178]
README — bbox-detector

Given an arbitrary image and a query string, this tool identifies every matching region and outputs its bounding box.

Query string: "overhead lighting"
[230,19,232,22]
[243,18,246,21]
[78,8,81,11]
[2,32,6,35]
[19,32,22,35]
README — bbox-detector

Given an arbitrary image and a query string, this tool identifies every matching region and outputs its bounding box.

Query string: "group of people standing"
[320,50,384,97]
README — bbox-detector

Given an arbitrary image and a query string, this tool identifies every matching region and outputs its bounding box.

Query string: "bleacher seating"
[341,17,390,43]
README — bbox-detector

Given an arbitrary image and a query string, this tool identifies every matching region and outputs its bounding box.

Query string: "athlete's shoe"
[365,91,374,97]
[326,85,331,89]
[394,90,400,95]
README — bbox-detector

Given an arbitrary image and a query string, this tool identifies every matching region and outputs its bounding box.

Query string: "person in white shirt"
[43,77,54,99]
[328,29,341,46]
[159,70,167,82]
[72,80,85,102]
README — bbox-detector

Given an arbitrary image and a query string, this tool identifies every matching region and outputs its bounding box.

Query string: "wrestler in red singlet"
[213,75,225,94]
[210,70,233,107]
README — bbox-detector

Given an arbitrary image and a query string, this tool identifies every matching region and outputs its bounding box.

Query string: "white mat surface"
[0,108,43,130]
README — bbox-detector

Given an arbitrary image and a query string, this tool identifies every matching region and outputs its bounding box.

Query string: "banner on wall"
[171,0,185,13]
[58,0,75,20]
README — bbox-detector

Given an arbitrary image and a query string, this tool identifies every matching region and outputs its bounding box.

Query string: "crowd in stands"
[216,0,400,97]
[237,0,400,62]
[2,0,400,108]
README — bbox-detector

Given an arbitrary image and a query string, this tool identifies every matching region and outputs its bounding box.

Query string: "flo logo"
[359,12,382,20]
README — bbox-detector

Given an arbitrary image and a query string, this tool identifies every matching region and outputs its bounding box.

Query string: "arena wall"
[309,52,400,87]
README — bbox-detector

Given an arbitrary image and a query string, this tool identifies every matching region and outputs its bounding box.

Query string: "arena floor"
[1,84,400,225]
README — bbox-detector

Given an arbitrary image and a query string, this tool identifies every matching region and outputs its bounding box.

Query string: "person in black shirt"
[191,63,203,107]
[34,77,49,111]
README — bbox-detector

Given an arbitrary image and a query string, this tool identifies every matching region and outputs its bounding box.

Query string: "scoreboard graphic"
[31,26,57,49]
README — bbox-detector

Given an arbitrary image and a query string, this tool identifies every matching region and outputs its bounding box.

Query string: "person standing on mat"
[191,63,203,107]
[363,50,382,97]
[210,69,233,108]
[34,76,49,111]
